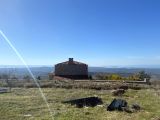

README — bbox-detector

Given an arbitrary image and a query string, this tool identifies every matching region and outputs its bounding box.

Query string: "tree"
[37,76,41,80]
[137,71,151,84]
[1,74,12,92]
[109,74,122,80]
[95,73,105,80]
[138,71,151,81]
[23,75,31,82]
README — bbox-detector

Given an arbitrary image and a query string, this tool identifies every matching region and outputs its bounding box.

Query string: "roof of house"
[55,58,87,65]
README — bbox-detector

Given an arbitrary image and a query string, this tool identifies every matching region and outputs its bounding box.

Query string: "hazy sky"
[0,0,160,66]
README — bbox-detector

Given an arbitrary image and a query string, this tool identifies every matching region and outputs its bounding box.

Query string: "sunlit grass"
[0,88,160,120]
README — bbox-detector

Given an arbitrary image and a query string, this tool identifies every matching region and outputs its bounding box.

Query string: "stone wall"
[55,64,88,76]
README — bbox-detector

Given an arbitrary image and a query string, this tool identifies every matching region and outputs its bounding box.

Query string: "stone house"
[54,58,88,79]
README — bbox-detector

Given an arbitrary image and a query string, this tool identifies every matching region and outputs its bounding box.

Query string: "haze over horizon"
[1,0,160,66]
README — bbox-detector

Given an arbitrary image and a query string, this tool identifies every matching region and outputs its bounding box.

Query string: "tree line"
[94,71,151,81]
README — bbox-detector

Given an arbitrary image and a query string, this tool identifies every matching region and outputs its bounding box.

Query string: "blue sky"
[0,0,160,67]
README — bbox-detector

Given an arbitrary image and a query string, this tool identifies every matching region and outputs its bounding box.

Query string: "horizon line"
[0,64,160,69]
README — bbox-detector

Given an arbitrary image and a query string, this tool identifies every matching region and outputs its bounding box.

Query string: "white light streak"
[0,30,54,120]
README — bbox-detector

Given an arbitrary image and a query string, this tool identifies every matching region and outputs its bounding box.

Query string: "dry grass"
[0,88,160,120]
[0,79,151,90]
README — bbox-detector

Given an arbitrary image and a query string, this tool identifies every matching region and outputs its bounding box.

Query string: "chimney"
[69,58,73,64]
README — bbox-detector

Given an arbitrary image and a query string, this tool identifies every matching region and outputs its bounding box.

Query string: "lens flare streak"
[0,30,54,120]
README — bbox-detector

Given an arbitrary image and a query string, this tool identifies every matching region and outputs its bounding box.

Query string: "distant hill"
[0,67,53,79]
[0,66,160,80]
[89,67,160,74]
